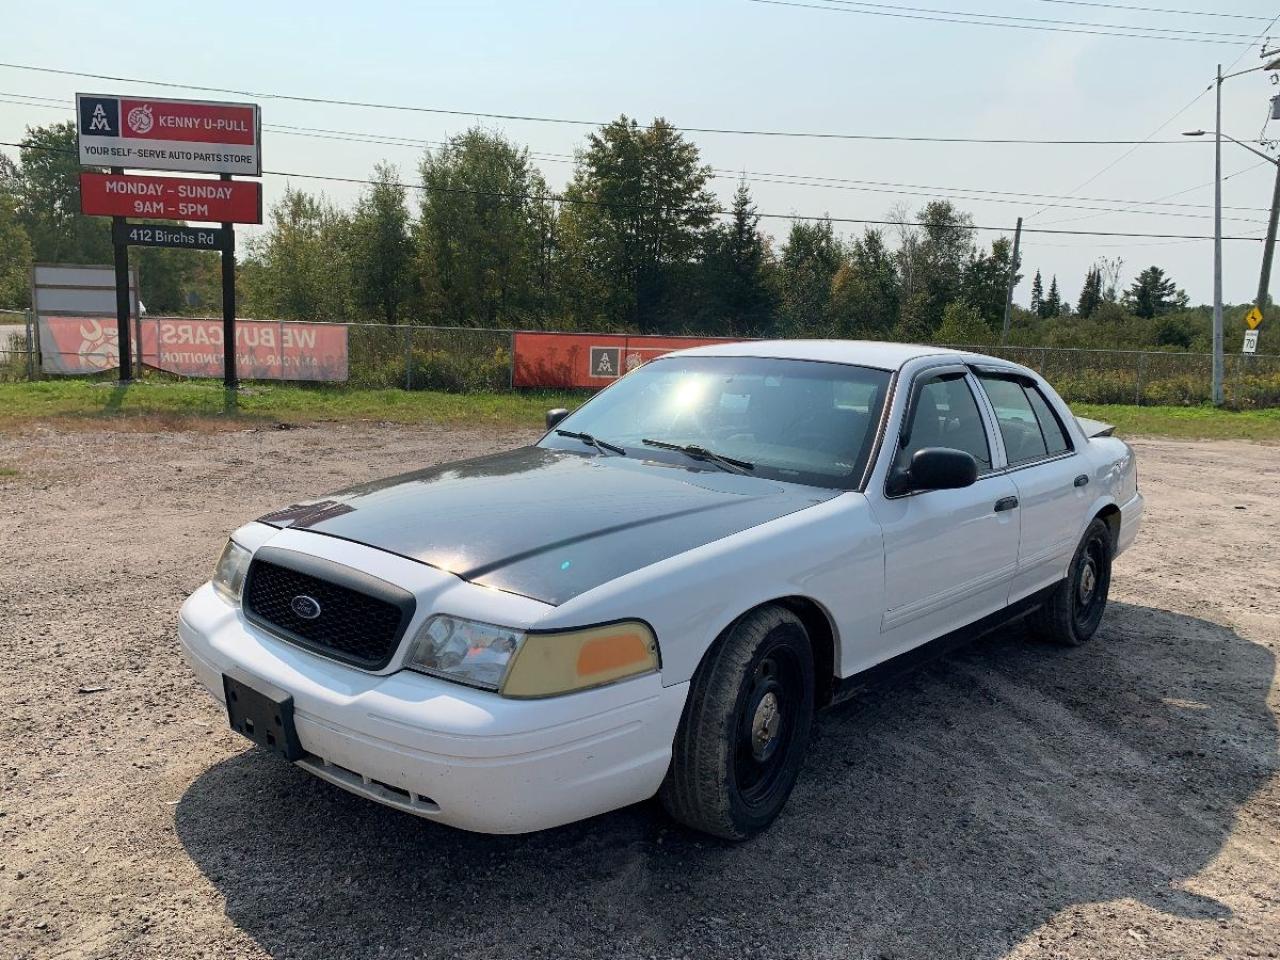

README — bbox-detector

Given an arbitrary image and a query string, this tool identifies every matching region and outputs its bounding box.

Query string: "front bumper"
[178,583,688,834]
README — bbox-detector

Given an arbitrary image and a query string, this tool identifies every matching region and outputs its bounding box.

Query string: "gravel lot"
[1,421,1277,960]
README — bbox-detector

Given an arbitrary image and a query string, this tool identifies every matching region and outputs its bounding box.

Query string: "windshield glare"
[541,356,892,490]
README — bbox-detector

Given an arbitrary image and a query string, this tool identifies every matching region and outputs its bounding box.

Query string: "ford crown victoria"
[178,340,1143,839]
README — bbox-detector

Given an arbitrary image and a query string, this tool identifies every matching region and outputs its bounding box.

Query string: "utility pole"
[1001,216,1022,345]
[1212,63,1225,405]
[1255,160,1280,315]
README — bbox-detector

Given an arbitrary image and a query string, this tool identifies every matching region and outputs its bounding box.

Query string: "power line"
[1029,6,1280,219]
[1025,83,1214,220]
[0,138,1262,241]
[1034,160,1270,226]
[1025,0,1277,21]
[811,0,1263,38]
[0,60,1252,145]
[5,90,1271,219]
[747,0,1256,43]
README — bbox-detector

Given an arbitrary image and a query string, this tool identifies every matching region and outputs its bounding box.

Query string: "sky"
[2,0,1279,308]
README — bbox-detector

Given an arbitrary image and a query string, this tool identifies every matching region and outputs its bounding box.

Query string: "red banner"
[512,332,743,388]
[80,172,263,224]
[119,98,256,145]
[37,315,348,381]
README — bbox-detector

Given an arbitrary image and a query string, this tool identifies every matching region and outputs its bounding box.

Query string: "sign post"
[108,165,133,381]
[76,92,261,389]
[220,174,238,390]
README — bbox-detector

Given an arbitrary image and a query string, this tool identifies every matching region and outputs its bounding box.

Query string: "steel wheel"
[733,645,804,810]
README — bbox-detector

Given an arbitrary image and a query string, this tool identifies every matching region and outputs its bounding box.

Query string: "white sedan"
[179,340,1142,839]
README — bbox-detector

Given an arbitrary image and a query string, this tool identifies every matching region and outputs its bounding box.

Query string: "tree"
[962,235,1018,326]
[1030,270,1044,315]
[1077,266,1104,317]
[914,201,977,330]
[776,218,843,336]
[1098,257,1124,302]
[560,116,717,332]
[14,123,111,265]
[348,163,411,324]
[829,228,900,337]
[701,181,775,334]
[0,189,32,307]
[242,186,352,320]
[418,129,554,326]
[1043,275,1063,318]
[1124,265,1188,318]
[935,300,992,345]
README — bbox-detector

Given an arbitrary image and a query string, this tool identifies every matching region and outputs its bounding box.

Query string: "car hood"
[256,446,838,605]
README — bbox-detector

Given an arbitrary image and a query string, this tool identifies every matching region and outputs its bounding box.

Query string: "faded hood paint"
[257,446,837,605]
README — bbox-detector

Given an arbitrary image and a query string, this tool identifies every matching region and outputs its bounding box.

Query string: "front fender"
[540,493,885,686]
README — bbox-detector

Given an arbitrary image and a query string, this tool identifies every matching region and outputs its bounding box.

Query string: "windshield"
[540,355,892,490]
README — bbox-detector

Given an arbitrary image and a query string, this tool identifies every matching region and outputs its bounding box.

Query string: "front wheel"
[1030,516,1113,646]
[660,606,815,840]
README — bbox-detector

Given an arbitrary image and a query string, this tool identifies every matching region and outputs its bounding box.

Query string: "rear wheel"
[660,606,815,840]
[1030,517,1113,646]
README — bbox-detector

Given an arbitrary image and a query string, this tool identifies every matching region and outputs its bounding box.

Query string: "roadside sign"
[31,263,141,375]
[112,221,231,251]
[80,172,263,224]
[589,346,621,379]
[1243,329,1259,354]
[31,264,138,318]
[76,93,261,176]
[1245,306,1264,329]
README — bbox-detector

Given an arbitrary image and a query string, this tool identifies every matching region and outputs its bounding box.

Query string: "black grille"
[243,551,416,670]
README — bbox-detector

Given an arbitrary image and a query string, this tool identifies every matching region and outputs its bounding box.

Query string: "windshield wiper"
[641,438,755,474]
[555,429,627,456]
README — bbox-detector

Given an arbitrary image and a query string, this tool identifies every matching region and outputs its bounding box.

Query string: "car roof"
[666,339,986,372]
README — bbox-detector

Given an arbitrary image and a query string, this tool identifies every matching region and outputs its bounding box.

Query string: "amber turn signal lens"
[500,621,659,698]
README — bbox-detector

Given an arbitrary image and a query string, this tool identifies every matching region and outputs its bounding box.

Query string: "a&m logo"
[78,96,119,137]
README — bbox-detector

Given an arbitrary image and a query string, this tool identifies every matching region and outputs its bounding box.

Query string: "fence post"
[509,330,516,390]
[1135,353,1145,406]
[24,308,36,381]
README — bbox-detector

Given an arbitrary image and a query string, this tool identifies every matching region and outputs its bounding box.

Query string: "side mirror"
[545,408,570,430]
[908,447,978,491]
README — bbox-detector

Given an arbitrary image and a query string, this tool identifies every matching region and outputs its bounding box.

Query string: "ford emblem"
[290,595,322,620]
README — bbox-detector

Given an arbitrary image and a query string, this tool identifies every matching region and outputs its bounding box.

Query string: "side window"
[977,375,1049,464]
[896,374,992,474]
[1025,386,1071,455]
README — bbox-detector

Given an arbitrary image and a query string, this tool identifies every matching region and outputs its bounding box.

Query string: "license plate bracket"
[223,670,304,761]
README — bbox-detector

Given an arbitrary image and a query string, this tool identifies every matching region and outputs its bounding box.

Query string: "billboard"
[37,316,349,381]
[512,332,744,388]
[80,172,262,224]
[76,93,261,176]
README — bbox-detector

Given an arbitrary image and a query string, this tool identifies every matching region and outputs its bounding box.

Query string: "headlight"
[212,540,252,604]
[406,615,659,697]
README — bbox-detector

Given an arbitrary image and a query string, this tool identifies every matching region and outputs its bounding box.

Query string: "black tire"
[660,605,815,840]
[1030,516,1113,646]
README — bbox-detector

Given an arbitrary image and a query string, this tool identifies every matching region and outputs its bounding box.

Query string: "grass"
[0,380,580,430]
[1072,403,1280,442]
[0,380,1276,441]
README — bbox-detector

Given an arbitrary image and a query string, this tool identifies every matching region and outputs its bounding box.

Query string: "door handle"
[994,496,1019,512]
[1074,474,1090,488]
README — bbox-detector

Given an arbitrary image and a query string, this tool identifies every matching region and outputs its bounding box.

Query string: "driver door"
[870,369,1021,658]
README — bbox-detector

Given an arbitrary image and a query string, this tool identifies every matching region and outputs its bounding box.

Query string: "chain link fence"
[949,343,1280,409]
[0,309,35,383]
[5,314,1278,408]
